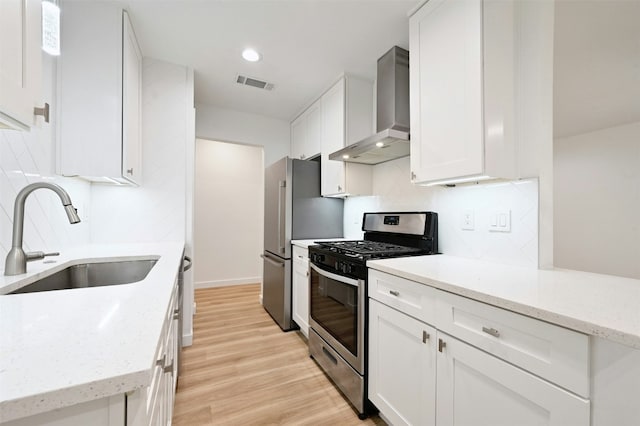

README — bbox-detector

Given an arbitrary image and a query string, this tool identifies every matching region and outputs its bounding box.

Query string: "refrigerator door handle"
[261,253,285,268]
[278,180,286,254]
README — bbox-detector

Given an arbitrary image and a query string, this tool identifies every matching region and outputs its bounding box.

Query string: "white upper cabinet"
[57,3,142,185]
[320,75,373,197]
[409,0,550,185]
[122,14,143,184]
[0,0,42,130]
[291,99,321,160]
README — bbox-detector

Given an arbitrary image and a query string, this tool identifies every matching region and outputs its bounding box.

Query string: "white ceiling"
[554,0,640,138]
[123,0,418,121]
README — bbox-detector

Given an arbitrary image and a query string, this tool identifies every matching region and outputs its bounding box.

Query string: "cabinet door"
[305,101,322,159]
[0,0,41,129]
[58,3,143,184]
[291,100,321,161]
[291,114,306,160]
[409,0,484,183]
[436,333,590,426]
[292,256,310,337]
[122,11,142,185]
[321,79,346,196]
[369,299,436,426]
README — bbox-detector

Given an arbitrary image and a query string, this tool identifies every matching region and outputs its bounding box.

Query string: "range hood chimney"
[329,46,410,165]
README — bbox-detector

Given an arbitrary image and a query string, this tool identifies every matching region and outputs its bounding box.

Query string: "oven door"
[309,262,365,374]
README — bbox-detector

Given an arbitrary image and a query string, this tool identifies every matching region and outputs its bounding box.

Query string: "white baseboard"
[195,276,261,289]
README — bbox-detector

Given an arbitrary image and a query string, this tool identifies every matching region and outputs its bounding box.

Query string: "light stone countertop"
[0,242,185,423]
[367,254,640,349]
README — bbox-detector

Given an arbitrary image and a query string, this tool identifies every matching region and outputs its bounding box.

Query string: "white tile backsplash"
[0,56,91,268]
[344,157,538,267]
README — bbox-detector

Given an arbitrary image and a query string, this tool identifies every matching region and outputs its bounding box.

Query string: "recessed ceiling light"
[242,48,261,62]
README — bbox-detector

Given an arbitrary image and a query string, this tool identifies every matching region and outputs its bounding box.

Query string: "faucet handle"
[25,251,60,262]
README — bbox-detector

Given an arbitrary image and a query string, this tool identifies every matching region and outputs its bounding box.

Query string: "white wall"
[344,157,539,268]
[0,56,91,268]
[194,139,264,288]
[195,103,289,167]
[554,122,640,279]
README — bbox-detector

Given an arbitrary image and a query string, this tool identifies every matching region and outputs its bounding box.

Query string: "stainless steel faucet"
[4,182,81,276]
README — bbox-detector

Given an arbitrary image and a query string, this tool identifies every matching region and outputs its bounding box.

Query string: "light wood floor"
[172,284,386,426]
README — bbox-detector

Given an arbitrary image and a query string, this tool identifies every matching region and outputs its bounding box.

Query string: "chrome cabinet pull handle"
[438,338,446,352]
[389,290,400,297]
[156,355,166,367]
[34,103,50,123]
[422,330,430,343]
[482,327,500,338]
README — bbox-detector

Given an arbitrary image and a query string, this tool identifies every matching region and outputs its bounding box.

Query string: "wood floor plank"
[173,284,386,426]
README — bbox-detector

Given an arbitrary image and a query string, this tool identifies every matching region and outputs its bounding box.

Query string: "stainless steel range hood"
[329,46,409,165]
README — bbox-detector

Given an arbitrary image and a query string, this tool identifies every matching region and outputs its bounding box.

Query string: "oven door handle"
[310,263,359,287]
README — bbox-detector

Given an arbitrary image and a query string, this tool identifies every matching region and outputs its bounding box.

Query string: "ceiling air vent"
[236,75,274,91]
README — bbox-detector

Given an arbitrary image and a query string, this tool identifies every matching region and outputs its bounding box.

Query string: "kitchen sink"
[10,259,158,294]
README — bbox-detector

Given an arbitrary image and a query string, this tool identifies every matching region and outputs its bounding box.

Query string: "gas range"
[309,212,438,279]
[307,212,438,419]
[314,240,427,260]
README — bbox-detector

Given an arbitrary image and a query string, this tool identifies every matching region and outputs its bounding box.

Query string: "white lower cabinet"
[292,245,310,337]
[436,333,589,426]
[128,281,180,426]
[368,270,590,426]
[369,299,436,426]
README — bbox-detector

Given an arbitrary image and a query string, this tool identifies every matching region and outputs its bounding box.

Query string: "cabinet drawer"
[368,269,437,325]
[436,290,589,397]
[292,245,309,263]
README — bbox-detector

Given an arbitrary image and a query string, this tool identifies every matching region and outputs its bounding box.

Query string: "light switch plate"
[489,210,511,232]
[461,210,475,231]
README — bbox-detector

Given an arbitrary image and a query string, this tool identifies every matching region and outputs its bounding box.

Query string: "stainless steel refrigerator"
[262,157,343,331]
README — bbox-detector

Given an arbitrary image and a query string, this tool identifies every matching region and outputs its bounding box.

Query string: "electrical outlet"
[461,210,475,231]
[489,209,511,232]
